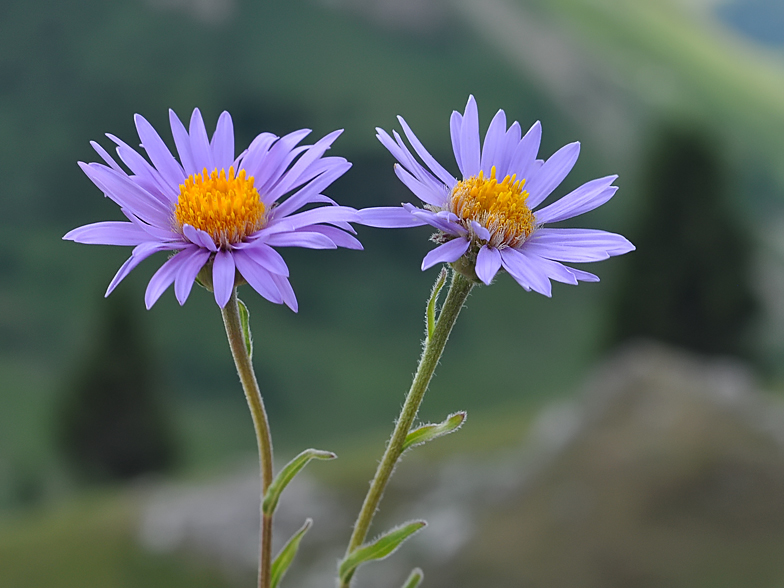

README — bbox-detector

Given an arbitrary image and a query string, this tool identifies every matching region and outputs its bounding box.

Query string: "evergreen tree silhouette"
[610,124,757,358]
[58,291,176,481]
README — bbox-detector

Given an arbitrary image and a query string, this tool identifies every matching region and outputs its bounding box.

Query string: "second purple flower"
[359,95,634,296]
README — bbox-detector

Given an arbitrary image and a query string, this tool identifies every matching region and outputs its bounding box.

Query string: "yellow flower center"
[450,166,535,248]
[174,167,265,248]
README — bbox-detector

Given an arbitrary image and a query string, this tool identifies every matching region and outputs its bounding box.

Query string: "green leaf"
[339,521,426,582]
[271,518,312,588]
[401,567,424,588]
[237,298,253,359]
[403,411,466,452]
[262,449,337,515]
[426,267,448,340]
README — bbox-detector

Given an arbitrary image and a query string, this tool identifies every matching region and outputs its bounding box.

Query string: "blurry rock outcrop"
[449,342,784,588]
[138,343,784,587]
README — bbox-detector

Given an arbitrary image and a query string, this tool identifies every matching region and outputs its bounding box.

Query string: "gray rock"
[137,342,784,587]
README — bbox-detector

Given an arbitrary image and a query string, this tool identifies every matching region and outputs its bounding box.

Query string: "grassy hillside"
[4,0,784,504]
[0,492,234,588]
[533,0,784,184]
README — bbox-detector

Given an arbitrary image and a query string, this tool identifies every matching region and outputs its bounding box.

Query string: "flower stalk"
[221,289,274,588]
[341,268,474,587]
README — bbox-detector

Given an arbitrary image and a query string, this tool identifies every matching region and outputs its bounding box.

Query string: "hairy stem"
[221,290,274,588]
[341,269,474,586]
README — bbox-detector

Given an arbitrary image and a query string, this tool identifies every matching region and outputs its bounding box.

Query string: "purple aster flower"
[359,96,634,296]
[64,109,361,311]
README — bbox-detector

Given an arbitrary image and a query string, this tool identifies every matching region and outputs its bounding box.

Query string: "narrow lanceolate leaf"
[426,267,448,340]
[339,521,426,582]
[270,518,312,588]
[262,449,337,515]
[401,567,424,588]
[237,298,253,359]
[403,411,466,452]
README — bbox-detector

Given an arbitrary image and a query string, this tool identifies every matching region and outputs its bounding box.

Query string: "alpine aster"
[64,109,361,310]
[359,96,634,295]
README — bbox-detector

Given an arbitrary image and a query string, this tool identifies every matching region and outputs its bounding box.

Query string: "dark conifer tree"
[610,124,757,358]
[58,292,176,481]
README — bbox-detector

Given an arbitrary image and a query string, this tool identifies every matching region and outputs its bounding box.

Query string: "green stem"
[341,269,474,586]
[221,290,274,588]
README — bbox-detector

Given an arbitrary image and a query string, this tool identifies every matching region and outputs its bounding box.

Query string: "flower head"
[65,109,361,310]
[359,96,634,296]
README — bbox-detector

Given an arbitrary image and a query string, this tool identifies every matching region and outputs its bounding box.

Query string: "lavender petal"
[534,176,618,224]
[267,130,343,199]
[270,159,351,216]
[64,221,153,246]
[390,130,445,195]
[357,207,427,228]
[233,249,284,305]
[270,272,298,312]
[182,224,218,252]
[470,220,490,242]
[525,141,580,209]
[409,208,464,236]
[169,109,197,176]
[394,164,447,207]
[210,111,235,171]
[238,242,290,276]
[212,249,235,307]
[480,109,507,175]
[507,121,542,182]
[189,108,215,174]
[253,130,311,194]
[79,162,171,228]
[475,245,502,285]
[421,237,470,270]
[496,121,521,179]
[238,132,278,180]
[106,241,180,296]
[135,113,186,192]
[90,141,123,174]
[265,231,336,249]
[450,110,464,176]
[304,225,363,250]
[269,205,359,232]
[460,95,480,178]
[174,247,211,305]
[144,251,187,309]
[397,115,457,188]
[500,247,552,296]
[526,228,635,261]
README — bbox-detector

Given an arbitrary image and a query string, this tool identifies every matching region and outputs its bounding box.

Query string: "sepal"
[426,267,448,339]
[237,298,253,359]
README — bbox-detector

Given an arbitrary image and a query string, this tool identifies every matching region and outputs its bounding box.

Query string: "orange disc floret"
[449,166,535,248]
[174,166,265,247]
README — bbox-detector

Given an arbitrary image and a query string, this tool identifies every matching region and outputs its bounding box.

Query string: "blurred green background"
[2,0,784,586]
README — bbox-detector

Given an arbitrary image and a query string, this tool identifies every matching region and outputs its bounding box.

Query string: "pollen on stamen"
[174,166,266,248]
[449,166,535,248]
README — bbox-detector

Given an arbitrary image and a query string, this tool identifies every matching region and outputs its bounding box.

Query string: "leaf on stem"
[237,298,253,359]
[271,518,312,588]
[403,411,466,452]
[426,267,448,340]
[401,567,424,588]
[338,520,426,583]
[263,448,337,515]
